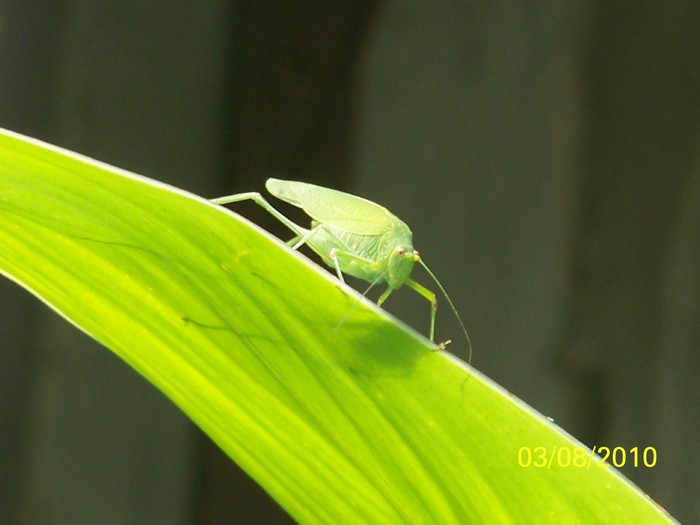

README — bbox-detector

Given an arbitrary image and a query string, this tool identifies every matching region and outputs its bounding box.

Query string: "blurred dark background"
[1,1,699,523]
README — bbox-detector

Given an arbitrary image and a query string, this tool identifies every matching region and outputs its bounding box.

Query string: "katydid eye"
[396,247,405,255]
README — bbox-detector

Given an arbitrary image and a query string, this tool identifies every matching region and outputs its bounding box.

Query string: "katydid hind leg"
[215,193,371,286]
[212,192,310,244]
[289,224,324,250]
[286,234,302,248]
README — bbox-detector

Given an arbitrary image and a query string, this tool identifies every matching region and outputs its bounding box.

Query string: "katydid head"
[386,245,419,289]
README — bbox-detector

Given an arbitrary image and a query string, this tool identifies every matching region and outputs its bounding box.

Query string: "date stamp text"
[518,446,657,469]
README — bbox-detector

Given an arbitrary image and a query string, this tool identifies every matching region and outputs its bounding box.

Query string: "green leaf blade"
[0,129,676,524]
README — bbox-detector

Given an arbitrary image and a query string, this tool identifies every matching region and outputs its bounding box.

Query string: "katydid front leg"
[376,279,437,342]
[405,279,437,343]
[333,249,437,342]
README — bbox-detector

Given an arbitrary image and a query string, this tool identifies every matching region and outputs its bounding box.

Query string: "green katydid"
[212,178,471,358]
